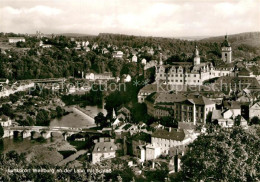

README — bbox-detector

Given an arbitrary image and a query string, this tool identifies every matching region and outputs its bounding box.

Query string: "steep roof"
[152,128,185,141]
[154,93,186,104]
[187,95,215,105]
[221,35,231,47]
[93,141,117,153]
[139,84,157,93]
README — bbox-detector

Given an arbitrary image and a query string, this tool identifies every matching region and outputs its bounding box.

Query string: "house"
[92,43,99,50]
[0,79,9,85]
[151,128,195,155]
[8,37,25,43]
[237,67,254,77]
[0,115,12,127]
[132,55,138,62]
[138,84,158,103]
[123,74,131,82]
[137,145,146,162]
[117,106,131,121]
[222,101,241,118]
[249,102,260,119]
[113,51,123,58]
[145,144,161,161]
[92,137,117,164]
[102,48,109,54]
[141,58,147,65]
[85,72,114,80]
[145,93,215,124]
[217,118,234,128]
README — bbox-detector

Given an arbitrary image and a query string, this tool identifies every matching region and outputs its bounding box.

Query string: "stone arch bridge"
[2,126,88,140]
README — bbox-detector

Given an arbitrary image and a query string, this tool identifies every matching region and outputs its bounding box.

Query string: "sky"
[0,0,260,37]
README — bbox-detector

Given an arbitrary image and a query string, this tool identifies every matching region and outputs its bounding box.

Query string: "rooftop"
[152,128,185,141]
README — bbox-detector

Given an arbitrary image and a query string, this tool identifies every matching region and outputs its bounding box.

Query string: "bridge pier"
[3,129,14,138]
[41,131,51,139]
[22,130,31,139]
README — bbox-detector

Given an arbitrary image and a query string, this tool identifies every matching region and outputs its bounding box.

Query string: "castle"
[155,35,234,85]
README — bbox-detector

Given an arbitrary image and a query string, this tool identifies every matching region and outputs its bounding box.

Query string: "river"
[49,105,107,128]
[1,105,107,154]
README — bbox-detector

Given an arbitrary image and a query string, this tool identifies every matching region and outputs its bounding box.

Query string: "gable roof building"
[92,137,117,164]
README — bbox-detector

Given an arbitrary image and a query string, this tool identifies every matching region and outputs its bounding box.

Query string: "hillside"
[200,32,260,48]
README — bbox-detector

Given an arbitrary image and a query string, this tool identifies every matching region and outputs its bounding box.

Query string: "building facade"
[92,137,117,164]
[155,36,234,86]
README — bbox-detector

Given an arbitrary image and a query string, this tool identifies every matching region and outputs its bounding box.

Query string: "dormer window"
[97,147,100,151]
[104,147,107,151]
[110,147,113,150]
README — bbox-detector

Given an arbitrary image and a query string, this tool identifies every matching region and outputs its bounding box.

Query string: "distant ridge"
[59,33,96,37]
[200,32,260,47]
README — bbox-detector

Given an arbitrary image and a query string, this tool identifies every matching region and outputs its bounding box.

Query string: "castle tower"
[221,35,232,63]
[193,45,200,65]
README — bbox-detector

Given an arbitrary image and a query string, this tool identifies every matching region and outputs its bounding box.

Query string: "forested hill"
[200,32,260,47]
[93,32,260,59]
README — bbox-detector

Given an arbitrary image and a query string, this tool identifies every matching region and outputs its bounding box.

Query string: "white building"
[113,51,123,58]
[145,144,161,161]
[8,37,25,43]
[249,102,260,119]
[151,128,196,155]
[0,115,12,127]
[141,58,147,65]
[92,137,117,164]
[155,36,234,86]
[132,55,138,62]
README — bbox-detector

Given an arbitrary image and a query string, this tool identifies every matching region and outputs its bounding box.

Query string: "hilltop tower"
[221,35,232,63]
[193,45,200,66]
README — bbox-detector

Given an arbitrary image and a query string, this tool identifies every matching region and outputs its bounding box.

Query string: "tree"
[251,116,260,125]
[206,111,212,123]
[0,124,4,138]
[94,112,106,128]
[181,127,260,181]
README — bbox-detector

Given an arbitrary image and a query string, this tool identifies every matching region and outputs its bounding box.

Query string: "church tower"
[193,45,200,66]
[221,35,232,63]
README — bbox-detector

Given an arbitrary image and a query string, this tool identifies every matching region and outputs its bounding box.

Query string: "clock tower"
[221,35,232,63]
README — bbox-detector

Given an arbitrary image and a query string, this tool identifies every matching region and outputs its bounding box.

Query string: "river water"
[1,105,107,154]
[49,105,107,128]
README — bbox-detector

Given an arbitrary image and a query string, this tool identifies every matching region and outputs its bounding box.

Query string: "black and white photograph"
[0,0,260,181]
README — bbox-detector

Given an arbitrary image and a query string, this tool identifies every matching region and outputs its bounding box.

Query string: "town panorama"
[0,0,260,181]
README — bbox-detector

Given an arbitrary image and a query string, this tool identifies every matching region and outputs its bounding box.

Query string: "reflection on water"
[49,105,107,128]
